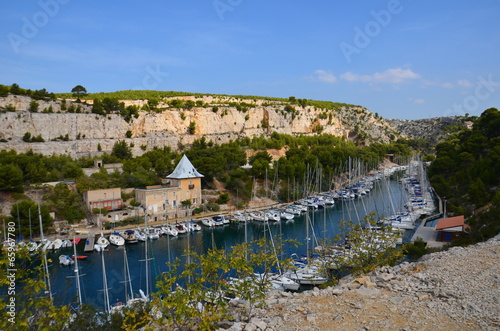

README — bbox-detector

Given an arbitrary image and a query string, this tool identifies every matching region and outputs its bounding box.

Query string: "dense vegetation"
[428,108,500,243]
[0,83,55,101]
[0,130,413,235]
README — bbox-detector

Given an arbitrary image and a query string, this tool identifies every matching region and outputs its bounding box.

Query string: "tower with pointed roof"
[166,154,204,213]
[135,155,204,221]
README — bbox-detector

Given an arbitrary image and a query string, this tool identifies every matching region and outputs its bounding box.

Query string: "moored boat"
[121,230,139,244]
[109,234,125,246]
[59,254,74,266]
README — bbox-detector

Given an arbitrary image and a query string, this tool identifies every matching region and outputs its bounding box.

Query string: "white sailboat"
[109,233,125,246]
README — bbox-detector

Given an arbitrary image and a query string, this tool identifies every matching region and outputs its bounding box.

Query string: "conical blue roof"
[166,155,204,179]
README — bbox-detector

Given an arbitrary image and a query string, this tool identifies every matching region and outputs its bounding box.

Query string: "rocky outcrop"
[0,95,398,157]
[387,117,466,144]
[220,235,500,330]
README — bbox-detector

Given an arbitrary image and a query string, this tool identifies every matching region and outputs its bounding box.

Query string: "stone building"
[135,155,204,222]
[84,187,123,211]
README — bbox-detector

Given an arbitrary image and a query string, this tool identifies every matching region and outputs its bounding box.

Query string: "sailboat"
[138,212,153,301]
[68,235,84,311]
[38,202,53,299]
[284,213,328,286]
[99,249,111,314]
[111,246,142,313]
[94,233,110,252]
[265,221,300,291]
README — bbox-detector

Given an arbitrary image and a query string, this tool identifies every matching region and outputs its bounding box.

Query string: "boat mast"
[121,246,134,303]
[101,251,110,313]
[39,202,52,300]
[306,212,310,259]
[144,213,150,298]
[73,235,83,308]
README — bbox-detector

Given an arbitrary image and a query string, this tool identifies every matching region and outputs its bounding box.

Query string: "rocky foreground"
[221,236,500,331]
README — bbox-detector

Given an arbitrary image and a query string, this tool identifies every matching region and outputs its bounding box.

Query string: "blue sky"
[1,0,499,119]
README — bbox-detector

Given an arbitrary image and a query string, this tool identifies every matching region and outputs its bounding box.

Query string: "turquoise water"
[45,175,408,309]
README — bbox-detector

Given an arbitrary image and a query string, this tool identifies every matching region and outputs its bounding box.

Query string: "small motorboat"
[201,218,215,227]
[175,223,188,234]
[189,220,202,231]
[62,239,72,248]
[96,235,110,249]
[59,255,74,266]
[161,225,178,236]
[121,230,139,244]
[134,230,147,241]
[26,240,39,252]
[52,238,63,250]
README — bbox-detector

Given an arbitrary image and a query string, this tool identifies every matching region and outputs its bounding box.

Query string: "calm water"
[46,174,409,309]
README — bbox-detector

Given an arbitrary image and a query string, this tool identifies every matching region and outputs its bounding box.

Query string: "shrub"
[188,121,196,134]
[29,100,39,112]
[216,193,230,204]
[22,132,32,142]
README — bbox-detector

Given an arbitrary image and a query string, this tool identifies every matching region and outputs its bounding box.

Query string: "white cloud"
[340,68,421,84]
[313,69,337,83]
[422,78,476,89]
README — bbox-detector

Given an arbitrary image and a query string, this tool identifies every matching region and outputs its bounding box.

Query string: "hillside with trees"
[428,108,500,243]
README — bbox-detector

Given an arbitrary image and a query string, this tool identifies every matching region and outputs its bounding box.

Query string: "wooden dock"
[83,234,95,252]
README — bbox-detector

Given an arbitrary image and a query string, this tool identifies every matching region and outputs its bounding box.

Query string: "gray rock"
[249,317,267,330]
[347,282,362,290]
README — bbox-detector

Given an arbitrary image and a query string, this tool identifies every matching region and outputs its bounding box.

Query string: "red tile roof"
[436,215,465,230]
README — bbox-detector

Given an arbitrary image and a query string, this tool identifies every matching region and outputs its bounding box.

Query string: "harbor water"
[46,173,410,309]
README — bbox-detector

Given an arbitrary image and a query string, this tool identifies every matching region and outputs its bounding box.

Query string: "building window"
[193,198,197,204]
[173,200,177,207]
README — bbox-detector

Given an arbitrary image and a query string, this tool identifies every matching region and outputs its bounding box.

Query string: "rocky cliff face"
[0,95,398,157]
[387,117,467,144]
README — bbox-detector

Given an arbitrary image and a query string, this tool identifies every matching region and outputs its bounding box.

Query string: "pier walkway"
[411,213,445,248]
[83,234,95,252]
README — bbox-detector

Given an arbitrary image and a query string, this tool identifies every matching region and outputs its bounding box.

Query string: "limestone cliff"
[0,95,398,157]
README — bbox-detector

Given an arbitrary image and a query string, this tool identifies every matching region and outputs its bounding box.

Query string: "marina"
[24,164,436,310]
